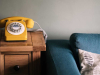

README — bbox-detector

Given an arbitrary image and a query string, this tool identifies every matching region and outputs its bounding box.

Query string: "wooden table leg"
[0,53,4,75]
[0,52,1,75]
[32,51,41,75]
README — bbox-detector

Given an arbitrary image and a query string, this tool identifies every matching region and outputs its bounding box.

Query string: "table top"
[0,30,46,52]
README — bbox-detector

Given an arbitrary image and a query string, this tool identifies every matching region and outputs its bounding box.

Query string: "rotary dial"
[10,22,22,33]
[7,22,25,35]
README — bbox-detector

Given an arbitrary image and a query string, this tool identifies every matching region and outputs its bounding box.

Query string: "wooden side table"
[0,30,46,75]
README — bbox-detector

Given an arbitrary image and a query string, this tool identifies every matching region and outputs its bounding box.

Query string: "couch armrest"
[46,40,80,75]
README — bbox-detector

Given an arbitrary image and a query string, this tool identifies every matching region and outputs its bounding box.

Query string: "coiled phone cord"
[27,21,48,43]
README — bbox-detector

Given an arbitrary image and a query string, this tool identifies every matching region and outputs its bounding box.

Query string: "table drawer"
[4,54,30,75]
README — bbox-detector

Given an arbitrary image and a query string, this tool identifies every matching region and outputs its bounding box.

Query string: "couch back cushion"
[70,33,100,70]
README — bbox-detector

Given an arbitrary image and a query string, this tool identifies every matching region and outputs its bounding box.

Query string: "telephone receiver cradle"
[0,16,34,41]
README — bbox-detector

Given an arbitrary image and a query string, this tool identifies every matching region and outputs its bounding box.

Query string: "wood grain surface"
[0,30,46,75]
[31,32,46,51]
[5,55,29,75]
[0,30,46,51]
[0,46,33,52]
[0,53,1,75]
[32,51,41,75]
[1,52,31,75]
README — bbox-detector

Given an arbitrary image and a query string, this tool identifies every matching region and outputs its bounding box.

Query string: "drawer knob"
[14,65,20,71]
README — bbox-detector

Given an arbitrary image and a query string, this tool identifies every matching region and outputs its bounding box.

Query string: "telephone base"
[5,36,27,41]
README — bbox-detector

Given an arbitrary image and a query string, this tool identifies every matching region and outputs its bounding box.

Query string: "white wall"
[0,0,100,39]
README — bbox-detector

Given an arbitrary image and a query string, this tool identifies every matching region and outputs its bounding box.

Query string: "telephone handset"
[0,16,34,41]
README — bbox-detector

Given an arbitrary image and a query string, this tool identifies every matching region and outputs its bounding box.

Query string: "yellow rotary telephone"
[0,16,34,41]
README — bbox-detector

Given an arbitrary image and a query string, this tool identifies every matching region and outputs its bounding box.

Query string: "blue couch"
[42,33,100,75]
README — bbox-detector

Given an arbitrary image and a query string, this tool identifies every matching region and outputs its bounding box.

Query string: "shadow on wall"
[0,15,5,30]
